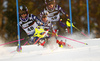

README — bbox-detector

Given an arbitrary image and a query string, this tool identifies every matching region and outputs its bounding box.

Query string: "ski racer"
[41,14,52,31]
[40,0,70,35]
[19,5,43,44]
[37,14,52,46]
[39,0,72,48]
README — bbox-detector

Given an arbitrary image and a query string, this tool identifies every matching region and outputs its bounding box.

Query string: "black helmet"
[45,0,55,5]
[19,5,28,16]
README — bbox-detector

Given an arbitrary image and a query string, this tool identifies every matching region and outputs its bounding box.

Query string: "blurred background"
[0,0,100,45]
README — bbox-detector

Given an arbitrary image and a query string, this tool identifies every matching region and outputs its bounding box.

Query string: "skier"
[41,14,52,31]
[37,14,52,46]
[40,0,70,35]
[19,5,43,44]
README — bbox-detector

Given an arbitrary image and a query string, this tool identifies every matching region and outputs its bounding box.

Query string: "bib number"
[27,26,34,31]
[51,16,57,20]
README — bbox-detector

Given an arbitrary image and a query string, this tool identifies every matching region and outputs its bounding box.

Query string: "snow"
[0,37,100,61]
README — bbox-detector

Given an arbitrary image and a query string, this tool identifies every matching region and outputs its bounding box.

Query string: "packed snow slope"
[0,37,100,61]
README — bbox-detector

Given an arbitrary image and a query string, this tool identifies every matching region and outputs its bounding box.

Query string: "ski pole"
[33,29,49,44]
[73,26,88,38]
[23,41,28,46]
[66,21,89,38]
[58,35,88,45]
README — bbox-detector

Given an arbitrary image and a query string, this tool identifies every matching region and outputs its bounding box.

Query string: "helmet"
[45,0,55,5]
[45,0,55,11]
[19,5,28,16]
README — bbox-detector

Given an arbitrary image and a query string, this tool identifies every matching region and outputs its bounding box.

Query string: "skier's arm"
[58,5,70,21]
[36,17,45,26]
[32,15,44,26]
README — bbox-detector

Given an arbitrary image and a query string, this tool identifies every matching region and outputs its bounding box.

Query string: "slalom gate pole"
[69,0,73,34]
[86,0,90,35]
[10,41,28,53]
[58,35,88,45]
[16,0,21,52]
[0,38,24,46]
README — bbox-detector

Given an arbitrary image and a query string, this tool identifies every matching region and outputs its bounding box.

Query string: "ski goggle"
[20,13,26,15]
[19,10,27,15]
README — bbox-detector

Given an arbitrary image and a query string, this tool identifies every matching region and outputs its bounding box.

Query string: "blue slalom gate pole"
[69,0,73,34]
[16,0,21,51]
[86,0,90,35]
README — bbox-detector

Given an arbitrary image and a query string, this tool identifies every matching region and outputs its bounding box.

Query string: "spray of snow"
[43,32,95,50]
[0,37,10,57]
[44,37,59,49]
[65,32,95,40]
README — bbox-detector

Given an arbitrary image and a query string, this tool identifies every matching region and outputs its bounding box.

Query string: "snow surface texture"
[0,33,100,61]
[0,37,9,56]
